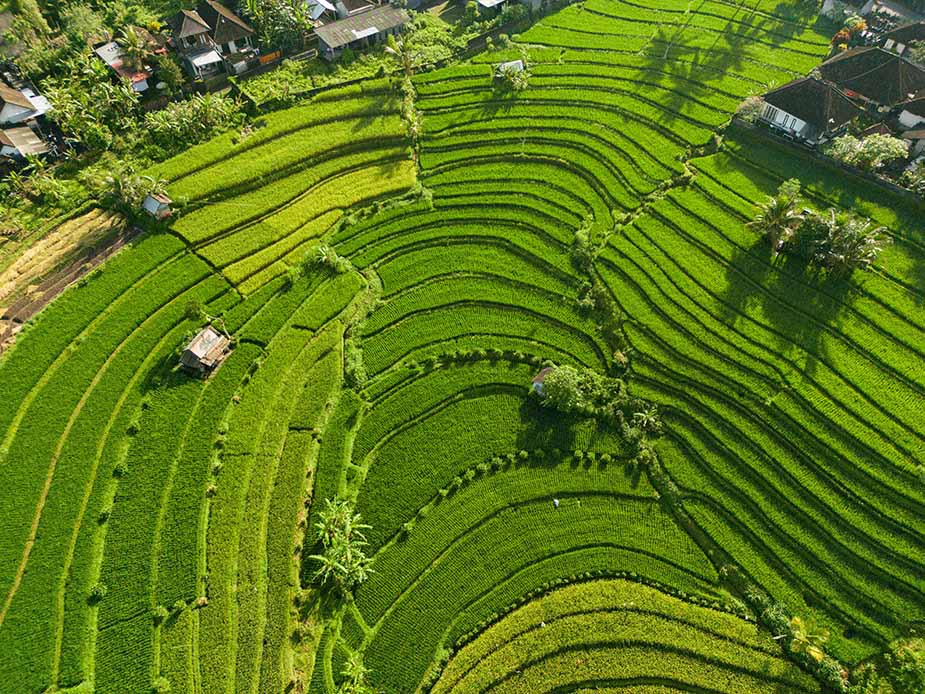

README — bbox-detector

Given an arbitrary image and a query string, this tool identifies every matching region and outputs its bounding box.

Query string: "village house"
[314,5,409,61]
[168,0,256,78]
[759,77,862,144]
[0,125,48,159]
[94,41,152,92]
[881,21,925,59]
[819,46,925,107]
[305,0,339,23]
[180,326,231,373]
[0,80,50,125]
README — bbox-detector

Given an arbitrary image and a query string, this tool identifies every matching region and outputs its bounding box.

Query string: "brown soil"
[0,208,140,355]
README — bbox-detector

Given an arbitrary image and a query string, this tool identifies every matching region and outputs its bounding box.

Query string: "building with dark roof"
[335,0,375,18]
[819,46,925,106]
[168,1,255,78]
[314,5,409,61]
[196,0,255,52]
[882,21,925,57]
[759,77,862,144]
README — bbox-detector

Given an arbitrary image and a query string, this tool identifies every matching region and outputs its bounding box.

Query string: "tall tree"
[746,178,804,255]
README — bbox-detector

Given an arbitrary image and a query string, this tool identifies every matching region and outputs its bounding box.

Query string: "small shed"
[0,125,48,158]
[496,59,524,76]
[532,367,554,396]
[181,326,230,372]
[143,193,172,220]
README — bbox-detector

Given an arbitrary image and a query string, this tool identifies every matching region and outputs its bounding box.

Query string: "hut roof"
[182,326,229,370]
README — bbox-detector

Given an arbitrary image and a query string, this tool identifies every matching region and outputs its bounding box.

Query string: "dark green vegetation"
[2,1,925,693]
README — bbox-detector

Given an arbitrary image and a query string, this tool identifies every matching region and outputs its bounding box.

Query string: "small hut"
[142,193,172,220]
[495,59,524,76]
[532,367,553,396]
[181,326,230,373]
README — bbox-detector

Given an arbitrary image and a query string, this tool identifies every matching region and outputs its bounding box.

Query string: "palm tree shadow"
[720,236,851,380]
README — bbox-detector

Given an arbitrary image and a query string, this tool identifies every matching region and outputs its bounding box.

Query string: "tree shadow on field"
[514,397,644,490]
[719,235,851,381]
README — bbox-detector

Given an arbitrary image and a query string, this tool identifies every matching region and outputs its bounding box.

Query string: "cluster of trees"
[747,178,889,275]
[850,639,925,693]
[309,498,373,594]
[825,134,910,173]
[538,365,662,440]
[241,0,313,52]
[496,62,530,92]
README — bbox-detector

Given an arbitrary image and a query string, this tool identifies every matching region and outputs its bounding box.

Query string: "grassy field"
[1,1,924,693]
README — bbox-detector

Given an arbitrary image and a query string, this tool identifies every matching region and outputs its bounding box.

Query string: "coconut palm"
[814,211,888,276]
[338,651,374,694]
[746,179,804,255]
[385,34,419,78]
[119,26,151,72]
[632,404,662,434]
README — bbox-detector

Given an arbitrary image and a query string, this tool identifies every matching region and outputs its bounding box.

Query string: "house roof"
[170,9,211,39]
[196,0,254,45]
[902,128,925,138]
[0,82,34,111]
[882,20,925,47]
[314,5,409,49]
[899,94,925,117]
[94,41,150,84]
[819,46,925,106]
[0,126,48,156]
[307,0,337,20]
[183,326,229,368]
[860,121,895,137]
[763,77,862,132]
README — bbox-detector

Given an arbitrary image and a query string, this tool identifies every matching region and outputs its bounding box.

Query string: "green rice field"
[1,1,924,693]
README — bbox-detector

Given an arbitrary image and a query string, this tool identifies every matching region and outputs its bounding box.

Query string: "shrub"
[826,134,909,171]
[735,95,765,124]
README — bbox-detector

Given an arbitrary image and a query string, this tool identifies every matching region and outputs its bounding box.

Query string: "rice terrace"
[2,0,925,692]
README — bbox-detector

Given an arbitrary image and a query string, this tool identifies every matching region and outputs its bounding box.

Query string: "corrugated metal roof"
[0,126,48,156]
[314,5,408,49]
[0,81,34,110]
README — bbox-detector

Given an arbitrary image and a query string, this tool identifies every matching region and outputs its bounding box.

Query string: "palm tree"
[789,616,829,663]
[746,180,804,256]
[119,26,150,72]
[312,498,374,592]
[632,404,662,434]
[338,652,374,694]
[385,35,419,78]
[814,211,888,276]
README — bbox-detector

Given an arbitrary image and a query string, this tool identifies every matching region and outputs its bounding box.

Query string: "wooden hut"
[181,326,230,372]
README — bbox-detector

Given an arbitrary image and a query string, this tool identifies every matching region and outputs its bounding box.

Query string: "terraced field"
[2,1,924,693]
